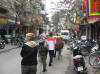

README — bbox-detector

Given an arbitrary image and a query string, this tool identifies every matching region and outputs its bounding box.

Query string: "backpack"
[38,45,48,56]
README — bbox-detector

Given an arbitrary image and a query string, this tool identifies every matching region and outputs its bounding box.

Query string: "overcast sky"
[45,0,59,21]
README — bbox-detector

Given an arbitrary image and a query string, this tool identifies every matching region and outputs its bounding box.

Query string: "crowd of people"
[20,32,64,74]
[18,30,99,74]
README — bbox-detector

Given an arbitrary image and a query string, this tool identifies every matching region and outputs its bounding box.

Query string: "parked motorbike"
[80,40,97,55]
[73,45,82,56]
[69,39,77,52]
[72,43,87,74]
[73,55,87,74]
[0,40,5,49]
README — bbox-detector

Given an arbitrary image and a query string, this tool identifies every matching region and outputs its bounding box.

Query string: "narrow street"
[0,44,100,74]
[0,45,76,74]
[0,0,100,74]
[37,45,77,74]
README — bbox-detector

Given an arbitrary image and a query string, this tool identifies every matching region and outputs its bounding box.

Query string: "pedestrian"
[54,35,64,60]
[46,32,56,66]
[18,34,26,47]
[97,36,100,51]
[38,38,48,72]
[20,33,38,74]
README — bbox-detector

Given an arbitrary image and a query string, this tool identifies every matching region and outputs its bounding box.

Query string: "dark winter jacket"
[20,41,38,66]
[97,38,100,50]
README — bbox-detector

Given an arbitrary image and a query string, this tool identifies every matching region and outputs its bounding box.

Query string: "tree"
[57,0,87,25]
[51,10,66,31]
[52,10,66,25]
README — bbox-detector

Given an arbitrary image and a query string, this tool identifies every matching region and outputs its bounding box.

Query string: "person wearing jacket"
[46,32,56,66]
[97,36,100,51]
[20,33,38,74]
[38,39,48,72]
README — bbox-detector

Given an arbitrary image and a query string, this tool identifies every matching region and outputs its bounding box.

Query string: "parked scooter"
[72,42,87,74]
[73,55,87,74]
[80,39,97,55]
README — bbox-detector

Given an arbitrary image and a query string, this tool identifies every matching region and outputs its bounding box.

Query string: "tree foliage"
[0,0,41,25]
[52,10,66,25]
[57,0,87,25]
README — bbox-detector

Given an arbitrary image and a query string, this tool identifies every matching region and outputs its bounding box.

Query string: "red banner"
[85,0,100,23]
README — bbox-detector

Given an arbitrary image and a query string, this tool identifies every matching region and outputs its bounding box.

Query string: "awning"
[88,19,99,24]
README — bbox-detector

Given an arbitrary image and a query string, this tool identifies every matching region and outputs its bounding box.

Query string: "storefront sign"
[76,16,80,23]
[35,16,38,20]
[81,36,87,40]
[73,24,79,30]
[40,17,43,23]
[0,17,8,24]
[85,0,100,23]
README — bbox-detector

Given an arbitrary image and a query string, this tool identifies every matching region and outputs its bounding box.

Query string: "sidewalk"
[0,44,18,54]
[0,38,39,54]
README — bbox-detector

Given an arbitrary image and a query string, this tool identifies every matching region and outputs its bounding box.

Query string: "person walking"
[97,36,100,51]
[55,36,64,60]
[20,33,38,74]
[46,32,56,66]
[38,39,48,72]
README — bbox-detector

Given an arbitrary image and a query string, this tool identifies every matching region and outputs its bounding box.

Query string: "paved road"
[0,44,18,54]
[0,47,21,74]
[0,44,100,74]
[0,45,77,74]
[37,45,76,74]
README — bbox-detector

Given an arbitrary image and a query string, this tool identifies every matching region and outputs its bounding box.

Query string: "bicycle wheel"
[89,51,100,68]
[93,56,100,68]
[81,47,90,56]
[92,56,100,73]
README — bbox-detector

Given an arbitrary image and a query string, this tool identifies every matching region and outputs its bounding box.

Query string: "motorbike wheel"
[0,44,5,49]
[89,51,100,68]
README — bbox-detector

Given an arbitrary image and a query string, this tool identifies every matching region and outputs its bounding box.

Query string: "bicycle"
[89,50,100,73]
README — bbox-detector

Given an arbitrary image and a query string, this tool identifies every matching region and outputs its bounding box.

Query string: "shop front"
[0,17,8,35]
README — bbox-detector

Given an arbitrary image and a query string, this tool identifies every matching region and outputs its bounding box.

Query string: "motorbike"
[73,55,87,74]
[80,40,97,55]
[0,40,5,49]
[72,43,87,74]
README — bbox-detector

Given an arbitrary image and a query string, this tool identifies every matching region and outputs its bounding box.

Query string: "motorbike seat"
[73,55,83,59]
